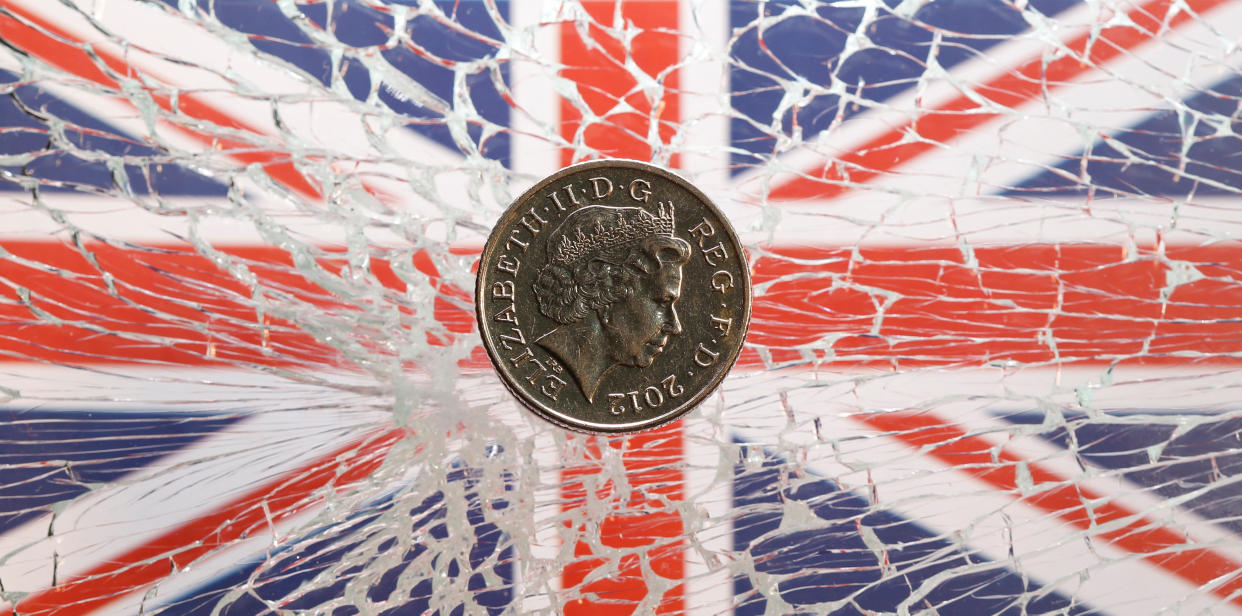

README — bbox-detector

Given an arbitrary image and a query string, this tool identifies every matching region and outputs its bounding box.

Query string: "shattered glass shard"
[1,0,1241,614]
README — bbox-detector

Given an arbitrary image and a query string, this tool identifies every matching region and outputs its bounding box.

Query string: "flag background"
[1,0,1241,614]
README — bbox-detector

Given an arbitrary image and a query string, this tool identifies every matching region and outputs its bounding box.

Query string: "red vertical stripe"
[561,429,685,614]
[559,0,681,167]
[557,2,686,614]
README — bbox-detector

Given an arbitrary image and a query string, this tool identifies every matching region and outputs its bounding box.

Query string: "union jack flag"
[1,0,1241,614]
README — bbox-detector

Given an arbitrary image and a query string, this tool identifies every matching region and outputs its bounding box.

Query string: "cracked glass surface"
[1,0,1242,614]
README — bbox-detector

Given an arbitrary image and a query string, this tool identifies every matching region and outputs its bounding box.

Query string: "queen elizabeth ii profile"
[533,203,692,403]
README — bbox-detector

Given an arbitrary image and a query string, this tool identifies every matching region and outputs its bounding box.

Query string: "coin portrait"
[476,160,750,433]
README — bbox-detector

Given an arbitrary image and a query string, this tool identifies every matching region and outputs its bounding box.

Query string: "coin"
[476,160,750,433]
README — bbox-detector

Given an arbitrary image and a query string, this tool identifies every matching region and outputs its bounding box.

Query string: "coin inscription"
[476,160,750,433]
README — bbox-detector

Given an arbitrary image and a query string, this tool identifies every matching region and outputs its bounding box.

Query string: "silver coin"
[476,160,751,433]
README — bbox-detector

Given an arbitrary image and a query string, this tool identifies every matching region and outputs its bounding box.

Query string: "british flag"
[2,0,1241,614]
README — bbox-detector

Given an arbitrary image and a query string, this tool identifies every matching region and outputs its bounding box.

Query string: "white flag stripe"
[678,2,737,612]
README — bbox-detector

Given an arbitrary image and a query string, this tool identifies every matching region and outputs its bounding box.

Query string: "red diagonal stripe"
[856,410,1242,608]
[0,1,322,200]
[9,426,405,616]
[769,0,1229,201]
